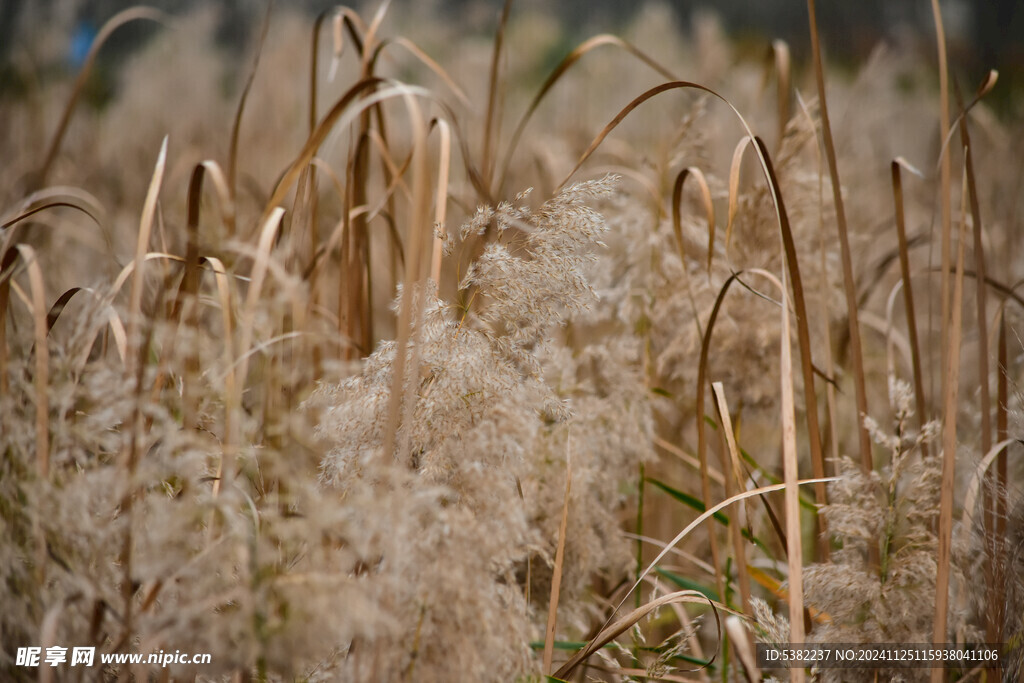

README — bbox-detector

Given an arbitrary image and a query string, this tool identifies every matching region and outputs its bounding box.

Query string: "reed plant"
[1,1,1022,681]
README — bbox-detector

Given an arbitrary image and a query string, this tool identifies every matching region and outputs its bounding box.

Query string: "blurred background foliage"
[2,0,1022,111]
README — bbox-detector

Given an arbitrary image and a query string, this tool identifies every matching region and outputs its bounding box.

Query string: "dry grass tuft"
[2,1,1024,680]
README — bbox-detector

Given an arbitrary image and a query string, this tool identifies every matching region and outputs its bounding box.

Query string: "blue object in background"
[68,20,97,68]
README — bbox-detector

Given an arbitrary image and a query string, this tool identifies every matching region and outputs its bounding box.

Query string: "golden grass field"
[2,1,1023,681]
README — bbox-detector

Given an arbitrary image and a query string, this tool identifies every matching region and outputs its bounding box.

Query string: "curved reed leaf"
[45,287,83,335]
[957,80,992,482]
[1,200,101,232]
[724,136,755,253]
[498,33,678,194]
[646,476,729,526]
[377,37,471,108]
[553,590,722,679]
[755,136,828,557]
[429,118,452,284]
[310,7,364,131]
[930,0,953,416]
[605,477,835,661]
[262,77,390,220]
[670,166,715,273]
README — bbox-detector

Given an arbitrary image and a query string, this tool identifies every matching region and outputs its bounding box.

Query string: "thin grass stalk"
[360,1,390,75]
[930,0,952,407]
[264,79,419,353]
[696,275,736,607]
[429,119,452,284]
[950,93,1007,655]
[755,136,828,561]
[958,101,991,458]
[806,0,873,477]
[310,11,364,354]
[955,107,1003,649]
[339,134,363,356]
[796,91,841,474]
[347,127,373,358]
[1,197,103,234]
[543,437,572,675]
[304,163,347,346]
[653,436,725,486]
[891,159,929,457]
[310,7,347,134]
[226,1,272,239]
[922,268,1024,309]
[558,81,763,191]
[635,461,645,621]
[481,0,513,194]
[696,270,806,626]
[779,265,805,682]
[995,311,1008,647]
[306,9,341,374]
[113,253,183,298]
[382,89,431,464]
[711,383,752,616]
[769,40,791,155]
[354,130,414,209]
[361,104,412,353]
[364,90,406,348]
[381,37,471,109]
[113,247,170,637]
[290,162,317,277]
[932,160,968,682]
[126,136,167,400]
[726,614,760,682]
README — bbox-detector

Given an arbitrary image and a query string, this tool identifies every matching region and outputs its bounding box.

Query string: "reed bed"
[1,1,1023,681]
